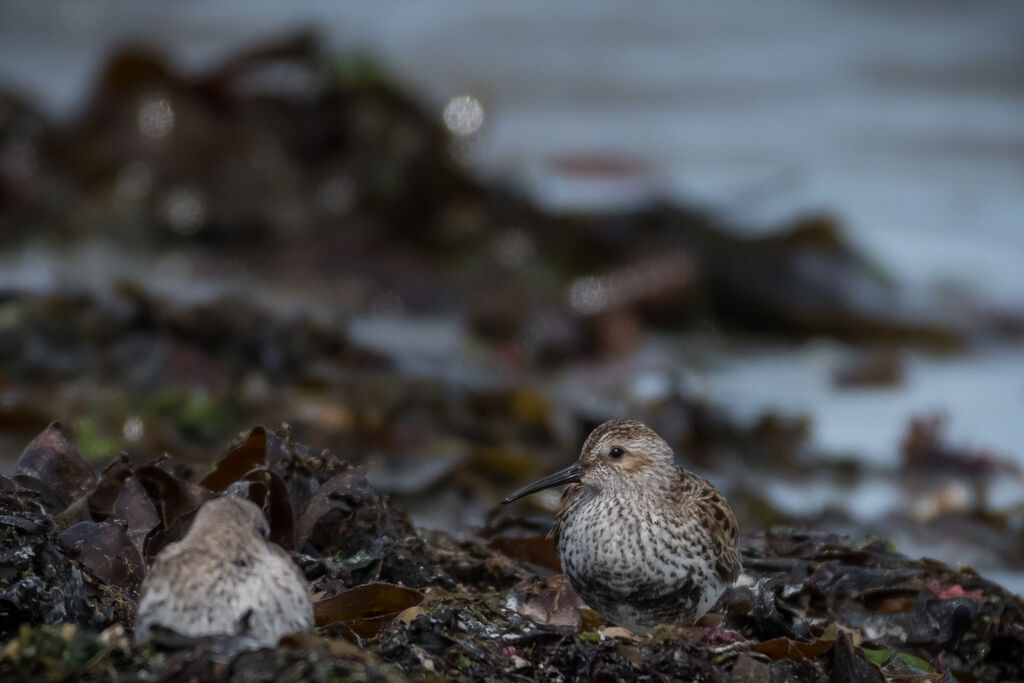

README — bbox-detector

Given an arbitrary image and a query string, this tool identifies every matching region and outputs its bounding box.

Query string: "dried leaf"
[143,510,199,564]
[295,469,373,549]
[245,468,295,550]
[57,521,146,590]
[602,626,643,643]
[223,468,296,550]
[398,606,425,623]
[580,608,604,632]
[223,479,269,507]
[14,422,96,514]
[87,456,134,520]
[134,464,211,528]
[111,476,160,556]
[54,492,93,531]
[314,582,424,638]
[488,535,562,573]
[873,595,916,614]
[751,636,835,660]
[518,575,582,629]
[134,465,211,561]
[200,426,272,491]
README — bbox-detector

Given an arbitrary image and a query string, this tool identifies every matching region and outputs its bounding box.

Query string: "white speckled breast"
[557,485,727,631]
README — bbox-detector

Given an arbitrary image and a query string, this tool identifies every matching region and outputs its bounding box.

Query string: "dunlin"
[502,419,741,631]
[134,497,314,646]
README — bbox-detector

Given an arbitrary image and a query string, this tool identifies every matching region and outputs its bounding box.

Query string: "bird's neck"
[596,467,677,503]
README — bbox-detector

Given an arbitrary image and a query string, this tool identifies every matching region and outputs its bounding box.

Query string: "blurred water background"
[1,1,1023,589]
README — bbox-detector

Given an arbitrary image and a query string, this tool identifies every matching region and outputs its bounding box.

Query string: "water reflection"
[122,415,144,443]
[137,95,175,140]
[442,94,484,136]
[159,186,205,236]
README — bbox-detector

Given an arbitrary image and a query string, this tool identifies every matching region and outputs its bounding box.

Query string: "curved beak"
[501,461,583,505]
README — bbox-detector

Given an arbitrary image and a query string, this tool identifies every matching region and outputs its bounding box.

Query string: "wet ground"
[3,422,1024,681]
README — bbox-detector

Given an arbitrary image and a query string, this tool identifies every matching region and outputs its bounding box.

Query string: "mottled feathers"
[534,419,741,630]
[134,497,313,647]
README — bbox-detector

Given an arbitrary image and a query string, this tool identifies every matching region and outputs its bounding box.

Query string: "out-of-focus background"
[1,2,1023,590]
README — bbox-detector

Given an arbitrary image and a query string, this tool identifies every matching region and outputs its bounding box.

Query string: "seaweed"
[1,426,1023,681]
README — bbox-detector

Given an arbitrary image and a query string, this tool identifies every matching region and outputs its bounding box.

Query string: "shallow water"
[705,343,1024,466]
[2,1,1022,304]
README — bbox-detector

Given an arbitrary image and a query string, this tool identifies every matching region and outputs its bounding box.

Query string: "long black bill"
[501,461,583,505]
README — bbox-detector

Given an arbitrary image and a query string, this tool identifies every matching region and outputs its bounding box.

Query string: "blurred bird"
[134,497,313,646]
[502,419,740,631]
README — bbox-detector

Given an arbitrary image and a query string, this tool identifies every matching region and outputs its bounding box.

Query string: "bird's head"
[189,497,271,542]
[501,419,675,504]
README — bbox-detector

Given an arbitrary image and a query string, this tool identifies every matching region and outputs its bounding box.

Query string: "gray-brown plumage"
[134,497,314,647]
[502,419,741,631]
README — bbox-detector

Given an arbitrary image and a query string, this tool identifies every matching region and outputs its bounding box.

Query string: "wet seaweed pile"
[2,33,1022,569]
[2,32,1024,682]
[1,423,1022,681]
[1,33,997,351]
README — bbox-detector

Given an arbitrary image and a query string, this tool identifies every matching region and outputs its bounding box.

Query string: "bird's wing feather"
[549,483,585,545]
[679,470,742,584]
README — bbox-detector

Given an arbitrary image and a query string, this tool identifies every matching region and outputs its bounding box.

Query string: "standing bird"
[134,497,314,647]
[502,419,741,632]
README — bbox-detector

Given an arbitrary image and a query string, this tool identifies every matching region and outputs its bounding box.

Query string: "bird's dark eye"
[609,446,625,460]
